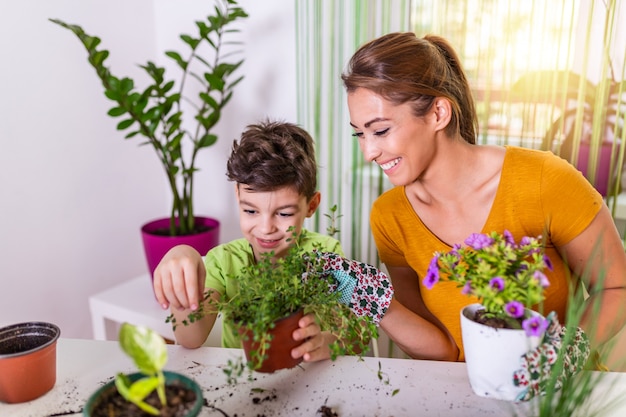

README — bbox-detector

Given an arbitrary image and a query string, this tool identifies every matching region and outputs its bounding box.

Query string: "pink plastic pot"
[141,216,220,278]
[576,141,621,197]
[0,322,61,403]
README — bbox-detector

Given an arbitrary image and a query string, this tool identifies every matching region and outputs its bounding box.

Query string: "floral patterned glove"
[304,252,393,326]
[512,311,590,402]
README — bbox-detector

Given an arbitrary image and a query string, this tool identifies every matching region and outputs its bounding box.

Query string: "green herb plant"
[170,228,377,384]
[49,0,248,236]
[115,323,169,416]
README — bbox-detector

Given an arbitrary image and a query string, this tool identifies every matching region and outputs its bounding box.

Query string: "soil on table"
[90,380,197,417]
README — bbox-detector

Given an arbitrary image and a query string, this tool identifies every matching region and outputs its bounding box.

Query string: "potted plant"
[84,322,203,417]
[0,322,61,403]
[425,230,552,401]
[174,229,379,385]
[49,0,248,275]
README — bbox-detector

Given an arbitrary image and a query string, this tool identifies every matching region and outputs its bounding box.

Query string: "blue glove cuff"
[328,270,357,305]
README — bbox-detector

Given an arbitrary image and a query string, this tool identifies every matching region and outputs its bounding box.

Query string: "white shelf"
[88,274,222,347]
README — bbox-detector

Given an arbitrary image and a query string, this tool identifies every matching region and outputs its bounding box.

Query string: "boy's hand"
[152,245,206,311]
[290,313,333,362]
[305,252,394,326]
[512,312,590,402]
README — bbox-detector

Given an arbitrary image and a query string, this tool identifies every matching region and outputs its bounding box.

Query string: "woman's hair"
[226,120,318,199]
[342,32,478,144]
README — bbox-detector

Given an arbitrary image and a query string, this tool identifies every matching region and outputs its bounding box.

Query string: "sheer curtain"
[295,0,410,262]
[296,0,626,262]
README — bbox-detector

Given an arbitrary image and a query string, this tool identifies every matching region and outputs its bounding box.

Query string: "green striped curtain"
[295,0,411,263]
[296,0,626,253]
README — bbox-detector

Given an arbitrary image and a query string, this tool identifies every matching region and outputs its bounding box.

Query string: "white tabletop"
[2,338,625,417]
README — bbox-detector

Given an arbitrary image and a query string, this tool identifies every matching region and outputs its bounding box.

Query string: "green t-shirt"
[204,230,344,348]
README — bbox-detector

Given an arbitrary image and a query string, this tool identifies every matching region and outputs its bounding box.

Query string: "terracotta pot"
[239,309,304,373]
[83,371,203,417]
[461,303,542,401]
[141,216,220,278]
[0,322,61,403]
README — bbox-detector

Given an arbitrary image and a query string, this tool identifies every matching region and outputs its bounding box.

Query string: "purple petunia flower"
[522,316,550,337]
[534,271,550,288]
[503,229,515,246]
[424,255,440,290]
[465,233,494,250]
[489,277,505,292]
[519,236,532,246]
[461,281,472,295]
[544,254,553,271]
[505,301,524,318]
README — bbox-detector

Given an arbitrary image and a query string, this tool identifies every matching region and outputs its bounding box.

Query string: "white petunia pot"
[461,303,542,401]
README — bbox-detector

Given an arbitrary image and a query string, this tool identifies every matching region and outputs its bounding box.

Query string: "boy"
[153,120,343,363]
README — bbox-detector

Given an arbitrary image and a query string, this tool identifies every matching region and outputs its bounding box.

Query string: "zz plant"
[49,0,248,235]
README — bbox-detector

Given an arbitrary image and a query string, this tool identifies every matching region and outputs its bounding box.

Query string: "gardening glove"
[512,311,590,402]
[304,252,394,326]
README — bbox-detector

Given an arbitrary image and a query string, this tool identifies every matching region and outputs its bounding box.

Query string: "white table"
[2,338,626,417]
[89,274,222,347]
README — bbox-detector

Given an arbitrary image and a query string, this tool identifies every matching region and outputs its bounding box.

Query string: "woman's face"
[347,88,439,186]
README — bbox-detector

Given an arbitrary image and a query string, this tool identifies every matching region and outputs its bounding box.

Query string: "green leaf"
[92,50,109,66]
[180,34,200,49]
[198,134,218,148]
[165,51,187,71]
[107,107,126,117]
[204,73,225,91]
[118,323,168,376]
[120,78,134,94]
[104,89,120,101]
[161,80,175,94]
[199,92,219,110]
[116,118,135,130]
[83,35,101,51]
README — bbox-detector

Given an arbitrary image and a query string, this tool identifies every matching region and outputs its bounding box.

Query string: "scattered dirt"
[317,405,339,416]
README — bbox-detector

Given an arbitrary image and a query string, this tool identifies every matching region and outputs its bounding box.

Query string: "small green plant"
[115,323,169,416]
[324,204,343,237]
[49,0,248,236]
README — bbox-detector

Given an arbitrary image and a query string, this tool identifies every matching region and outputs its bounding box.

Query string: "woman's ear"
[306,192,321,217]
[433,97,452,130]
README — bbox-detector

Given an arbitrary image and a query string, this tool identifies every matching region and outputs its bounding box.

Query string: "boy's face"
[236,185,320,261]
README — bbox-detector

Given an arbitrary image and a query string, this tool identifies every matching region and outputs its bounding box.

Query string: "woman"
[341,32,626,362]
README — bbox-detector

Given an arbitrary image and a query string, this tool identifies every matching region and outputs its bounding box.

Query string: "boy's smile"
[236,185,320,261]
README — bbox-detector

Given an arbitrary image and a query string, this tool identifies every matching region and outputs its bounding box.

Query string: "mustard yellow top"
[370,146,603,361]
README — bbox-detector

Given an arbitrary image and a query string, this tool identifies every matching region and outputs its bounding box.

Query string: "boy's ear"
[306,192,321,217]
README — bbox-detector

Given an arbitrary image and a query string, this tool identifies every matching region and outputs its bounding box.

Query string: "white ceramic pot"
[461,303,542,401]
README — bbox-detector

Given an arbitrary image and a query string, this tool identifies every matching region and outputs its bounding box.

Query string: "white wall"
[0,0,296,338]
